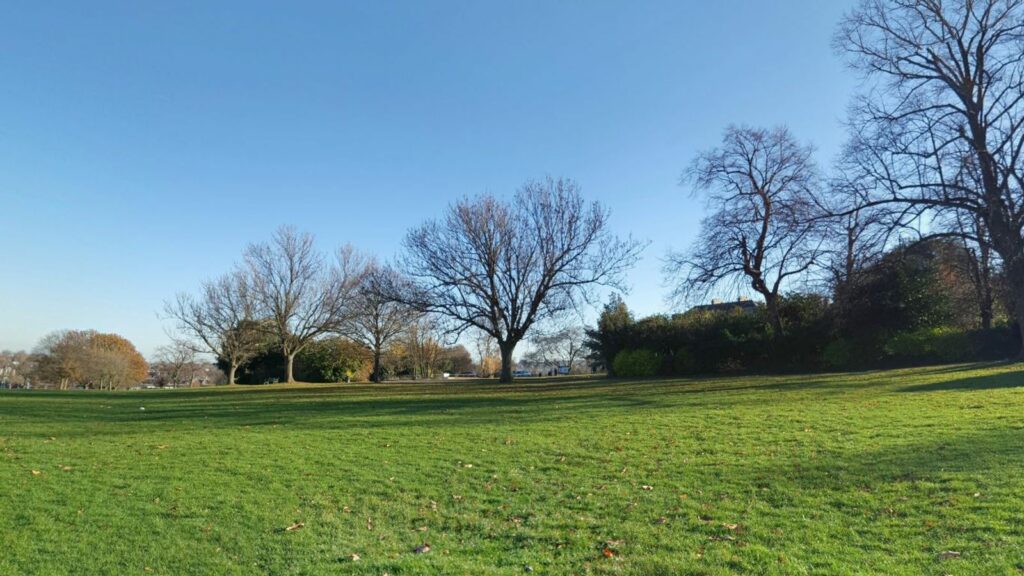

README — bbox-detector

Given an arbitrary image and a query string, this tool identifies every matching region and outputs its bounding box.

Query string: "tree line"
[9,1,1024,389]
[594,0,1024,375]
[164,177,641,384]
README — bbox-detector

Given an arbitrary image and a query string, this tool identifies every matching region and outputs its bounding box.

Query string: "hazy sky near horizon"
[1,0,858,356]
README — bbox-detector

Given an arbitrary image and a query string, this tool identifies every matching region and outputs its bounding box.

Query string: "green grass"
[2,364,1024,575]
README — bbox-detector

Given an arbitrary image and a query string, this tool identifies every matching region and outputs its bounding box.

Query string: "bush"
[883,326,1018,366]
[612,349,661,377]
[822,338,854,369]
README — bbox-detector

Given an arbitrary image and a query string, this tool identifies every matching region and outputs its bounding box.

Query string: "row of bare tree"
[665,0,1024,358]
[166,177,643,383]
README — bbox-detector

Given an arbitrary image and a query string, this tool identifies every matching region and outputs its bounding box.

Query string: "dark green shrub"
[612,349,661,377]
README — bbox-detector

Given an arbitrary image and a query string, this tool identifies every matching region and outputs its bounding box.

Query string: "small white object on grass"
[140,407,146,411]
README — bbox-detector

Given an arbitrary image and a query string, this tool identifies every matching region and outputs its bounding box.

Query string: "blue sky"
[1,1,858,356]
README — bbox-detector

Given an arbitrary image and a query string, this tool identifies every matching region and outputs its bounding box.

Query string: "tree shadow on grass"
[898,363,1024,393]
[0,375,842,437]
[750,425,1024,499]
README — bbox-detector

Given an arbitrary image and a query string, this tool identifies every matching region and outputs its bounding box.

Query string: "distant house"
[688,297,759,315]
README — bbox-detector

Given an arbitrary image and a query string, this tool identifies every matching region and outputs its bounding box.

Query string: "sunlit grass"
[2,363,1023,574]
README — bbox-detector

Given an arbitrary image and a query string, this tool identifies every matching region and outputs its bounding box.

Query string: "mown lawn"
[1,364,1023,575]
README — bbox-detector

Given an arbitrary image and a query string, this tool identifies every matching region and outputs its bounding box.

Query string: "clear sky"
[1,0,858,356]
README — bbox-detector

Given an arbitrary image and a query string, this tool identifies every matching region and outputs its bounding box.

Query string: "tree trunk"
[499,341,515,383]
[228,363,238,386]
[764,293,784,337]
[981,299,994,331]
[1016,291,1024,361]
[372,350,382,382]
[286,353,296,383]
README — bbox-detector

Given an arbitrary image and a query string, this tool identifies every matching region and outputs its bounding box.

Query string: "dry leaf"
[349,553,360,561]
[723,523,740,531]
[938,551,961,560]
[653,517,668,525]
[416,526,428,532]
[413,543,431,554]
[641,485,654,491]
[30,470,41,476]
[602,547,616,558]
[285,521,304,531]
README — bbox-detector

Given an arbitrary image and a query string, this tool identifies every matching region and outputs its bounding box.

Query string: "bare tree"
[837,0,1024,355]
[152,340,201,388]
[950,211,999,329]
[0,350,33,388]
[400,315,447,380]
[33,330,94,390]
[524,324,587,374]
[345,260,417,382]
[164,271,265,385]
[245,226,363,383]
[471,328,501,378]
[402,177,643,382]
[666,126,825,335]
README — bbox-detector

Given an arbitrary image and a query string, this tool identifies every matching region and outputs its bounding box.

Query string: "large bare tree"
[245,226,362,383]
[164,271,265,385]
[837,0,1024,355]
[666,126,825,335]
[345,260,417,382]
[402,177,643,382]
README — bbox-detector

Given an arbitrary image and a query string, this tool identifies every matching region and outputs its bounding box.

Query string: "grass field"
[2,364,1023,575]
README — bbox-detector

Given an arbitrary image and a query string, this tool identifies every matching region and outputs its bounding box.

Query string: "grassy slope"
[1,364,1023,575]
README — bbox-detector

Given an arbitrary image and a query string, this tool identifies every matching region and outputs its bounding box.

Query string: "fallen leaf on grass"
[349,553,360,561]
[415,526,428,532]
[30,470,41,476]
[938,551,961,560]
[653,517,668,525]
[641,485,654,491]
[156,444,169,450]
[285,522,304,531]
[602,547,616,558]
[413,543,431,554]
[723,523,741,531]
